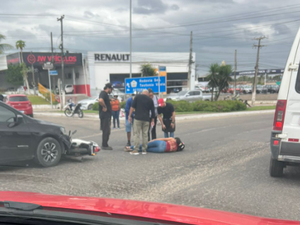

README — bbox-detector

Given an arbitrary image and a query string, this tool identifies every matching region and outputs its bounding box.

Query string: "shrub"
[192,100,246,112]
[166,100,193,112]
[120,101,126,109]
[92,102,99,111]
[92,101,126,111]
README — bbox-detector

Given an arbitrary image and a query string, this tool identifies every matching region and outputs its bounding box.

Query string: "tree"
[16,40,29,94]
[207,63,232,101]
[0,34,13,54]
[5,64,24,86]
[140,63,156,77]
[207,63,219,101]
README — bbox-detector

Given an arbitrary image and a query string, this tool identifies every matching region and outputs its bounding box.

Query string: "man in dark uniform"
[99,83,113,150]
[157,98,176,138]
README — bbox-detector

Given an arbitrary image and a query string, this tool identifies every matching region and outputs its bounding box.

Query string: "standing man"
[148,88,158,141]
[124,92,135,148]
[99,83,113,150]
[128,90,155,155]
[157,98,176,138]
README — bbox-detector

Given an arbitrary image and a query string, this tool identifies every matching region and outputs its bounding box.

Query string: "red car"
[5,94,33,117]
[0,191,299,225]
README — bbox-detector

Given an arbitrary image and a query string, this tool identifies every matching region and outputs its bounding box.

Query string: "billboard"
[232,69,284,76]
[6,53,20,65]
[22,52,82,66]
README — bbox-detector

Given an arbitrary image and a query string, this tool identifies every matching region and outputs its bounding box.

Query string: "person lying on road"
[125,137,185,154]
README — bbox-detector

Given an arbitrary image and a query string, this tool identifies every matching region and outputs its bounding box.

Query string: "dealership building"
[0,51,196,97]
[0,52,89,95]
[87,52,196,97]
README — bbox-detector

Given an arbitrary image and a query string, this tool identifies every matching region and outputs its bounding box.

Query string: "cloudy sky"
[0,0,299,75]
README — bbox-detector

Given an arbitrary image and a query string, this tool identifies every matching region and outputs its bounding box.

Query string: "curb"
[34,110,275,120]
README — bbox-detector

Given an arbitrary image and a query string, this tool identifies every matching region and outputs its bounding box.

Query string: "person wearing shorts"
[125,94,135,147]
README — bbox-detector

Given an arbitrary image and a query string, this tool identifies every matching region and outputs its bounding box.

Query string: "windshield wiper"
[2,201,42,211]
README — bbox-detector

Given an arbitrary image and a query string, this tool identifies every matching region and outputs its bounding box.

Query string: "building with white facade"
[87,52,196,97]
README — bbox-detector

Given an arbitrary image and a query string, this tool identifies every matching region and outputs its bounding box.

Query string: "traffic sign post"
[125,76,166,94]
[49,70,58,76]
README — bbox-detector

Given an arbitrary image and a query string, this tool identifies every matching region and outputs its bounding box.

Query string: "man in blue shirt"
[125,93,136,147]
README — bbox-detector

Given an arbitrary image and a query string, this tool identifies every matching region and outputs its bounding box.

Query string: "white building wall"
[87,52,196,96]
[0,55,7,71]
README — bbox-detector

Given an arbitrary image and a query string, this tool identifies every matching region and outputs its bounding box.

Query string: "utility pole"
[251,36,266,106]
[57,15,65,87]
[50,32,54,94]
[234,49,237,95]
[187,31,193,90]
[31,52,36,95]
[129,0,132,78]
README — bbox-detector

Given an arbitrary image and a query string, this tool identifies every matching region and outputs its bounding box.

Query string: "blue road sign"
[125,76,166,94]
[49,70,58,75]
[159,66,166,71]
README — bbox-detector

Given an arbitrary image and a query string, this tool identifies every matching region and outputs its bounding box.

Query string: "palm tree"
[16,40,29,94]
[215,64,232,100]
[0,34,13,54]
[207,63,219,101]
[207,63,232,101]
[141,63,156,77]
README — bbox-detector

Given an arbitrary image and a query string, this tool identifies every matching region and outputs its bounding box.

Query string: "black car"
[0,101,71,167]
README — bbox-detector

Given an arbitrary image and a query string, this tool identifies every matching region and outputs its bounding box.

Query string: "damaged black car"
[0,102,100,167]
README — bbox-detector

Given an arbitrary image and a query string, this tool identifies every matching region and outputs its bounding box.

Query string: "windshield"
[0,0,290,223]
[177,91,188,96]
[9,96,29,102]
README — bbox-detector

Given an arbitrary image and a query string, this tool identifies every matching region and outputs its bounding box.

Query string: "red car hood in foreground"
[0,191,298,225]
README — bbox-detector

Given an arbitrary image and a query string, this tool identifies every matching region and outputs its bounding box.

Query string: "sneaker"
[142,151,147,155]
[102,146,113,150]
[118,127,120,129]
[130,151,140,155]
[124,146,132,152]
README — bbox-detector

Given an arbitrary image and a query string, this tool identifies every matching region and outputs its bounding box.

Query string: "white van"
[270,28,300,177]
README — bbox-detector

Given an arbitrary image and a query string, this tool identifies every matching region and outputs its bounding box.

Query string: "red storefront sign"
[22,52,82,66]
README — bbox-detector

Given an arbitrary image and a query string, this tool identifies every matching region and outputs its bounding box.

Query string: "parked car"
[270,28,300,177]
[256,85,264,93]
[166,90,210,102]
[111,89,125,101]
[65,84,74,94]
[195,85,210,93]
[242,85,252,94]
[5,94,33,117]
[227,85,243,94]
[78,96,99,110]
[112,81,124,88]
[0,101,100,167]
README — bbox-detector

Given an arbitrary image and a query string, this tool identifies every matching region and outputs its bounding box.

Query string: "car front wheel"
[88,104,93,110]
[269,157,284,177]
[35,137,62,167]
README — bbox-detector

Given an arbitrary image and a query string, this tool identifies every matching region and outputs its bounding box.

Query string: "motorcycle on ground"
[62,130,100,161]
[64,99,84,118]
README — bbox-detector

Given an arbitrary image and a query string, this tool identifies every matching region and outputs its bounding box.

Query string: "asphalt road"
[1,113,300,221]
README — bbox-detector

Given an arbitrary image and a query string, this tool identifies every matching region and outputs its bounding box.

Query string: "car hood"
[29,117,60,127]
[0,192,298,225]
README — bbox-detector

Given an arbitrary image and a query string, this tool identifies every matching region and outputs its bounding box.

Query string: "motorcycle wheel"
[64,108,73,117]
[78,109,84,118]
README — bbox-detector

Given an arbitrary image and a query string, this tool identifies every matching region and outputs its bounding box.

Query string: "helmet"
[175,137,185,151]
